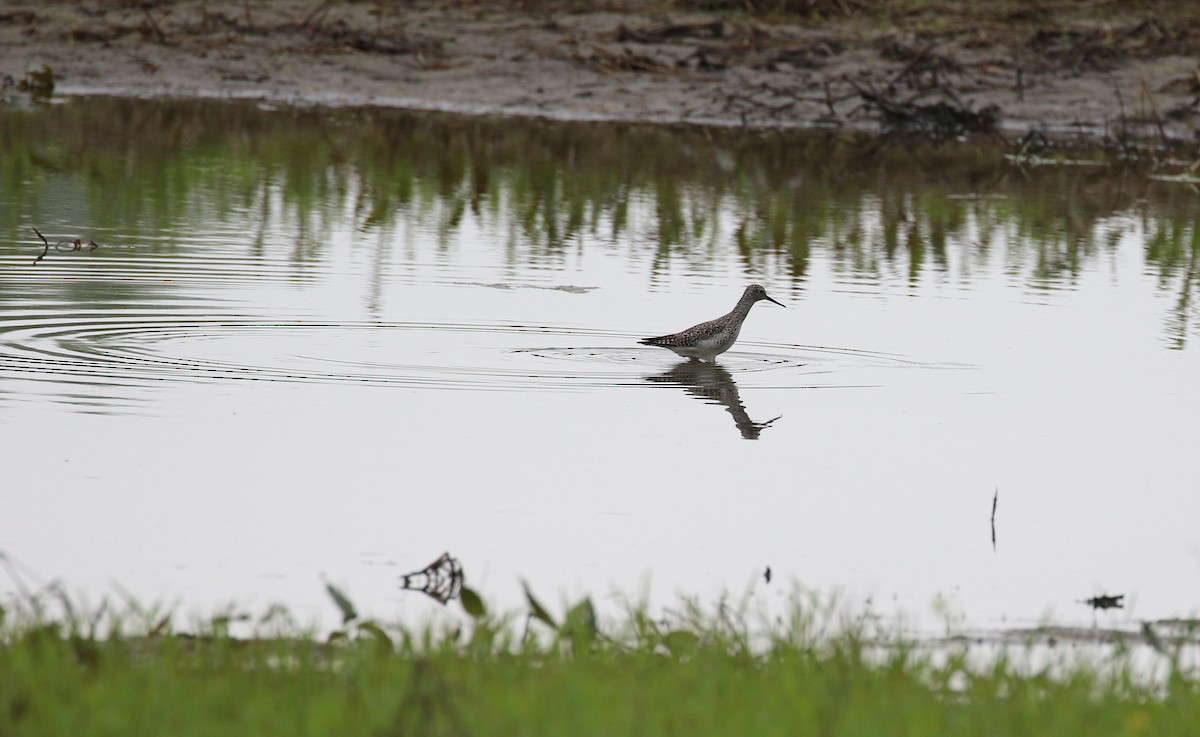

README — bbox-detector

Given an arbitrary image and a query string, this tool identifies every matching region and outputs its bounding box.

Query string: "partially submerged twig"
[990,487,998,552]
[31,227,100,265]
[32,227,49,264]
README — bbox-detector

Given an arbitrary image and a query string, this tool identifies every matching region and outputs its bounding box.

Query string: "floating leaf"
[460,586,486,619]
[325,582,358,625]
[521,579,558,631]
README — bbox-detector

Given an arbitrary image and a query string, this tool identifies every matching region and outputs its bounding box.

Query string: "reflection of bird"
[646,360,780,440]
[639,284,785,362]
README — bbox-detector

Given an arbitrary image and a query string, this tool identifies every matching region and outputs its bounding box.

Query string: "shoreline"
[3,1,1199,145]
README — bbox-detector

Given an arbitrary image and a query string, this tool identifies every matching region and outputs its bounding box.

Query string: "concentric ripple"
[0,308,935,408]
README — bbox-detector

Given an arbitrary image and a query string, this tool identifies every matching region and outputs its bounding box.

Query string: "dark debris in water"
[398,552,464,606]
[1083,593,1125,611]
[31,228,100,265]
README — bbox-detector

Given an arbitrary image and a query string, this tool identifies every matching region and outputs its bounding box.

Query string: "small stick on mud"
[1140,77,1168,146]
[141,6,169,45]
[300,0,334,34]
[823,79,839,118]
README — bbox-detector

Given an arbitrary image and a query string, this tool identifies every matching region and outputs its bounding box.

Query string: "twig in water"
[990,487,998,551]
[31,228,101,263]
[32,227,49,264]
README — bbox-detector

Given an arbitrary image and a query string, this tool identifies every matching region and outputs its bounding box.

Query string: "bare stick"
[990,487,998,551]
[142,6,168,44]
[1140,77,1168,146]
[32,227,49,265]
[300,0,333,33]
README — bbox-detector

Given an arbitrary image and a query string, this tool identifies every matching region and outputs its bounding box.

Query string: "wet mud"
[2,0,1200,144]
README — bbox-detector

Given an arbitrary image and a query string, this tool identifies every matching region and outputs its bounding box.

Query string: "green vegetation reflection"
[1,97,1198,340]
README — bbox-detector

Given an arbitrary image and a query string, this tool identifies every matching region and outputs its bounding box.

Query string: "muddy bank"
[2,1,1199,144]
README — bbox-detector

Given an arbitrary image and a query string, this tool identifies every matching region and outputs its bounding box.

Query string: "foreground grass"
[2,589,1200,737]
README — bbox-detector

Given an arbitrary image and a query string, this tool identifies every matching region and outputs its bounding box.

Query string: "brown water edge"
[2,0,1200,144]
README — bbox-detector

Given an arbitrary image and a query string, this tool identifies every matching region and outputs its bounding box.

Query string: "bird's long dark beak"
[766,294,785,308]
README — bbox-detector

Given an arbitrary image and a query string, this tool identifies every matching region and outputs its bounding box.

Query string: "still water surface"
[1,98,1199,632]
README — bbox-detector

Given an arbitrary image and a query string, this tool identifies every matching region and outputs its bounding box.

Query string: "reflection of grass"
[1,98,1198,286]
[3,583,1200,735]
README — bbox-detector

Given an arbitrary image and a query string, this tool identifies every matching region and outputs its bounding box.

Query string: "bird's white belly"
[668,330,739,361]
